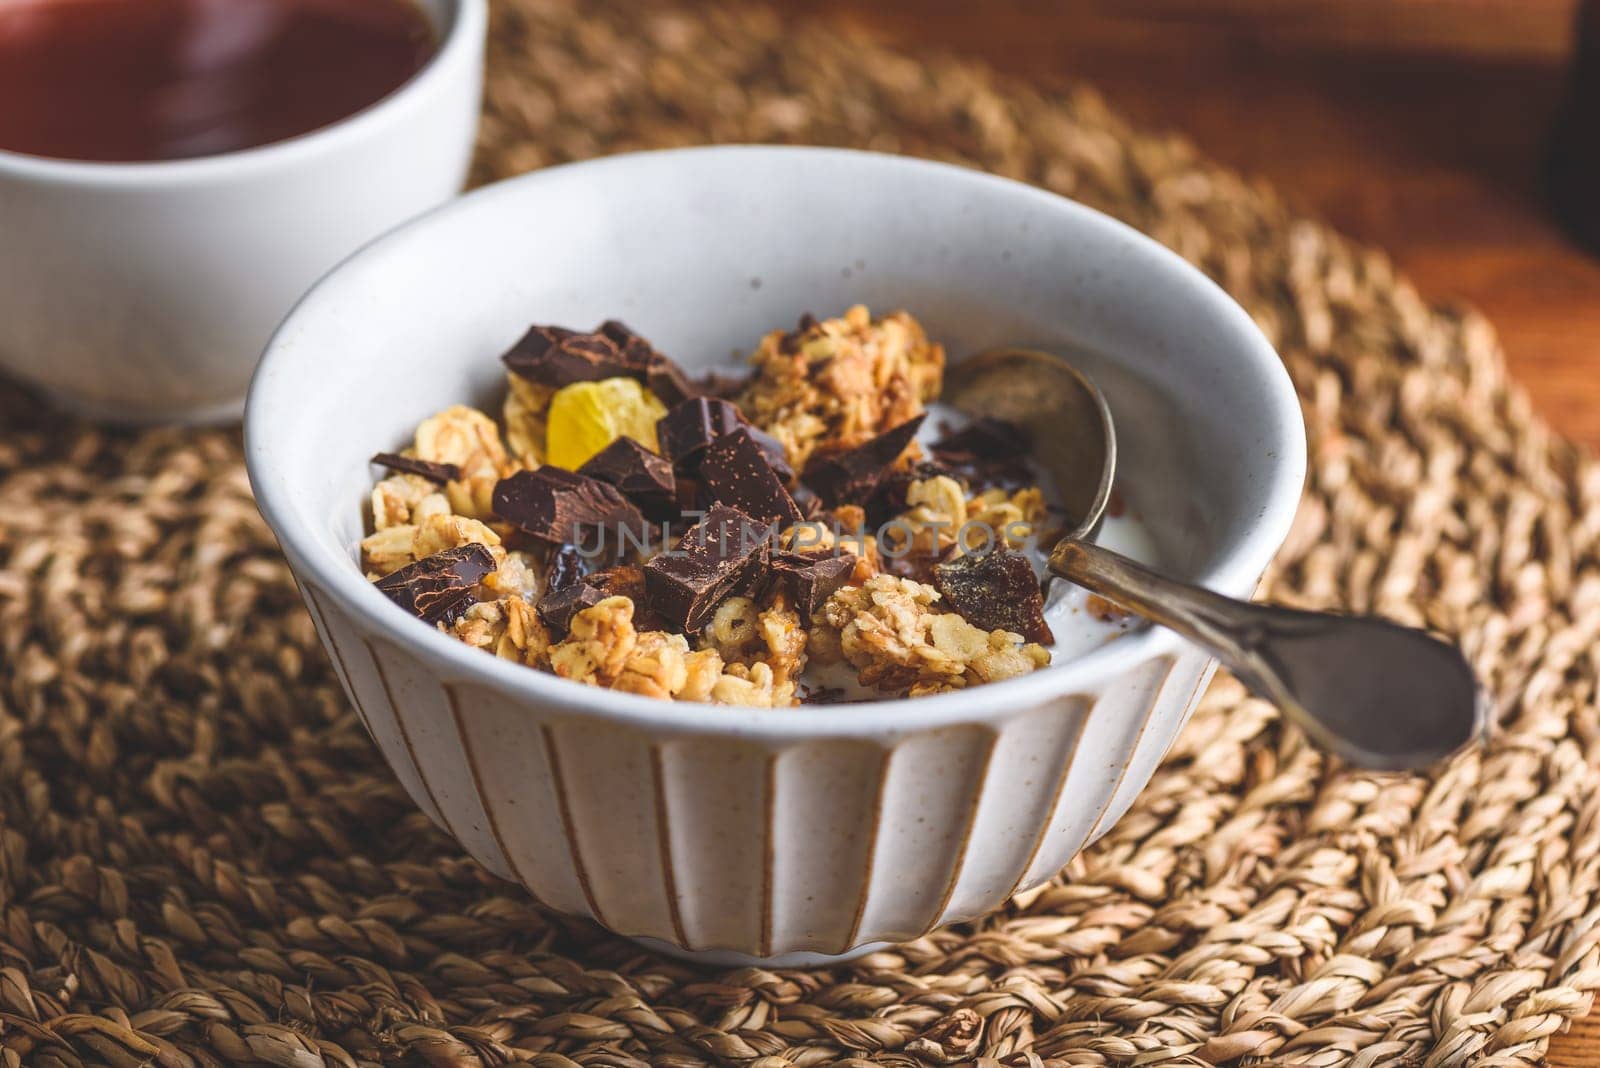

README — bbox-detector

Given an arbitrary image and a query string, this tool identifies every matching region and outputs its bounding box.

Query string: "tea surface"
[0,0,435,162]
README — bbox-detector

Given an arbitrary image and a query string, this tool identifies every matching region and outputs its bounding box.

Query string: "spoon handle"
[1048,539,1489,770]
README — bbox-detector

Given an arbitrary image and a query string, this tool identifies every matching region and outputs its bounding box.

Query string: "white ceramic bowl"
[0,0,486,425]
[246,147,1306,966]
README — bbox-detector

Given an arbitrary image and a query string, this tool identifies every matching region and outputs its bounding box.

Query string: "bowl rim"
[246,144,1307,738]
[0,0,486,185]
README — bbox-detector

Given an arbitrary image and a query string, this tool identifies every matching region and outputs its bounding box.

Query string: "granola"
[360,306,1070,707]
[739,305,943,469]
[812,574,1051,695]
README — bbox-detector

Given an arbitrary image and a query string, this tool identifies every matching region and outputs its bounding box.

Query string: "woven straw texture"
[4,1,1600,1064]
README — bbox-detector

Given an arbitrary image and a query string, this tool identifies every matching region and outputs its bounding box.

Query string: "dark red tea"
[0,0,436,162]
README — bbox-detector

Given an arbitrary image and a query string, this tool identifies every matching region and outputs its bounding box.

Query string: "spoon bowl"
[950,345,1490,770]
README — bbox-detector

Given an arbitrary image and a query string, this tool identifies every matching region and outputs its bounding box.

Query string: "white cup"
[0,0,486,425]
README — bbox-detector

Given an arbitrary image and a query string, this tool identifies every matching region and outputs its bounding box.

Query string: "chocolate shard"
[598,319,701,406]
[655,395,794,486]
[577,436,678,518]
[801,413,927,507]
[881,539,957,585]
[493,467,647,546]
[931,415,1034,491]
[375,544,496,625]
[743,423,795,485]
[699,427,802,526]
[539,563,669,635]
[370,452,461,485]
[675,475,706,514]
[644,503,770,632]
[501,325,640,387]
[769,550,856,616]
[544,544,592,595]
[931,416,1031,459]
[868,458,957,524]
[656,396,745,469]
[932,549,1055,645]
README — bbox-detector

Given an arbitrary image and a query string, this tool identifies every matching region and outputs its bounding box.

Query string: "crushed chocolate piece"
[370,452,461,484]
[932,416,1030,459]
[656,397,744,469]
[881,541,956,585]
[931,416,1034,490]
[744,423,795,485]
[800,413,926,506]
[540,563,667,635]
[539,577,603,634]
[500,325,643,387]
[769,550,856,616]
[375,544,497,625]
[675,475,706,514]
[493,467,647,546]
[932,549,1055,644]
[578,436,678,518]
[655,396,793,485]
[545,544,591,595]
[793,485,828,520]
[699,427,802,525]
[598,319,700,406]
[869,458,957,523]
[644,504,769,632]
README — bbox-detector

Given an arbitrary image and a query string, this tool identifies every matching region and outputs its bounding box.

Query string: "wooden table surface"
[766,1,1600,1060]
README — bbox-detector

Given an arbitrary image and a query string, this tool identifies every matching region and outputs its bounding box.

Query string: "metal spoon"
[945,347,1489,771]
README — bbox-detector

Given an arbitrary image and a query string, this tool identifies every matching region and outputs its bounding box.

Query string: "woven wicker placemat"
[3,1,1599,1065]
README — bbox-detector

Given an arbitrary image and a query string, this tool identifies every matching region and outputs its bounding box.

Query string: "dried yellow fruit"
[544,377,667,470]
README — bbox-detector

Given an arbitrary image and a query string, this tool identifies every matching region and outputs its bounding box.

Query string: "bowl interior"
[250,147,1303,691]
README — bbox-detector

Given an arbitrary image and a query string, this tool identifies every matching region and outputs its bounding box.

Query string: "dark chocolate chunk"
[932,549,1055,645]
[539,564,669,635]
[644,504,770,632]
[538,580,603,635]
[881,541,956,585]
[598,319,701,406]
[800,413,927,507]
[675,475,706,514]
[931,416,1034,491]
[655,396,794,484]
[545,544,592,595]
[656,396,744,468]
[493,467,647,546]
[769,550,856,616]
[370,452,461,485]
[578,436,678,518]
[743,423,795,485]
[699,427,802,526]
[501,325,639,387]
[932,416,1031,460]
[374,544,496,626]
[868,458,957,524]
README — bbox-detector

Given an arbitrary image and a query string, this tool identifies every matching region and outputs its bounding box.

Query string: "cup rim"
[247,145,1308,738]
[0,0,486,185]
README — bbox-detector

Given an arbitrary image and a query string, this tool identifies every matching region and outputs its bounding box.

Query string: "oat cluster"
[739,305,944,468]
